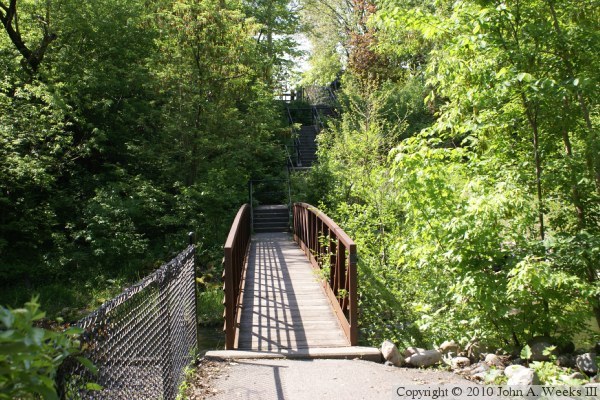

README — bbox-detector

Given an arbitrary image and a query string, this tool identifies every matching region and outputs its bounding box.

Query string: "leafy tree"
[301,0,599,349]
[376,0,600,329]
[0,0,288,316]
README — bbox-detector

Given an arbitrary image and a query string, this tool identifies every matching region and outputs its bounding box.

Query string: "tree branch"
[0,0,56,74]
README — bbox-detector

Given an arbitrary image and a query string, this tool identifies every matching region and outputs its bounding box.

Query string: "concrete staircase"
[253,205,289,233]
[298,125,318,168]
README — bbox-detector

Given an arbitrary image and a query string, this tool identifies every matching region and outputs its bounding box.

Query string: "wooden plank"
[236,232,350,352]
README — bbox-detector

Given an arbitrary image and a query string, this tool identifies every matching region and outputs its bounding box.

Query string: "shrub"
[0,297,90,400]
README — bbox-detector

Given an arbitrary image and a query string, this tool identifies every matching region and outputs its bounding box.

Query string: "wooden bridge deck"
[235,232,349,351]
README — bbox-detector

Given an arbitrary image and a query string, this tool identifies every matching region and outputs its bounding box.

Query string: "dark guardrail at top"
[292,202,358,345]
[223,204,251,349]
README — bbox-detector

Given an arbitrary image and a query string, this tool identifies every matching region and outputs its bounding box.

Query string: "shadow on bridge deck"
[236,232,349,352]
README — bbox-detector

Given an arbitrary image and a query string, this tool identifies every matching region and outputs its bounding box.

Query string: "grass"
[197,287,224,326]
[0,275,130,322]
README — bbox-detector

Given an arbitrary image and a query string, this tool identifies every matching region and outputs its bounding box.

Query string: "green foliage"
[531,361,588,386]
[298,0,600,354]
[176,365,196,400]
[0,0,288,315]
[197,288,224,326]
[520,345,533,362]
[0,298,90,400]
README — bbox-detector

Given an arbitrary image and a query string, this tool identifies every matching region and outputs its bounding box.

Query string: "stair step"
[254,214,289,223]
[254,222,289,229]
[254,226,289,233]
[253,206,288,216]
[252,205,290,232]
[254,209,288,214]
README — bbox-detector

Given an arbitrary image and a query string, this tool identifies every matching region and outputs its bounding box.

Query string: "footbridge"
[219,202,377,358]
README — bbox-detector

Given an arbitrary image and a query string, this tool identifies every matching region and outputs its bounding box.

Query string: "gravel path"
[186,358,469,400]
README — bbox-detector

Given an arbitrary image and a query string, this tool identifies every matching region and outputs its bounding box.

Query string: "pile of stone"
[380,338,600,386]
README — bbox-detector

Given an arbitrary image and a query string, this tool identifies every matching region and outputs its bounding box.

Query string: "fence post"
[159,265,177,400]
[189,232,200,353]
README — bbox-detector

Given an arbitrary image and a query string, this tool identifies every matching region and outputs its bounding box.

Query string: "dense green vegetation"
[0,0,299,317]
[1,0,598,382]
[298,0,599,352]
[0,298,92,399]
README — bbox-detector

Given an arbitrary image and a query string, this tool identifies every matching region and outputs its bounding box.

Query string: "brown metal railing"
[292,203,358,345]
[223,204,251,349]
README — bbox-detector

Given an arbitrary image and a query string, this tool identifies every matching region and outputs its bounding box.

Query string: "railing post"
[287,172,292,228]
[348,243,358,345]
[248,181,254,232]
[224,247,235,349]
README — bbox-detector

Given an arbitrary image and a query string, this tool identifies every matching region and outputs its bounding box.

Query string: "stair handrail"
[248,178,292,217]
[286,106,303,167]
[312,106,325,132]
[284,144,296,173]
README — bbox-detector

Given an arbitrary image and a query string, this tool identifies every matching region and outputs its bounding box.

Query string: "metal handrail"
[312,106,325,131]
[223,204,251,349]
[286,106,302,167]
[285,144,297,173]
[248,179,292,230]
[292,203,358,345]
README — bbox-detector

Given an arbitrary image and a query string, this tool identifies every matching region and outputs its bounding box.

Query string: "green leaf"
[520,344,532,360]
[86,382,103,391]
[496,67,509,78]
[542,345,557,356]
[29,328,45,346]
[76,356,99,375]
[0,308,14,328]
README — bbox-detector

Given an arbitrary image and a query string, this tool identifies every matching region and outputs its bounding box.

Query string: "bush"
[0,297,90,400]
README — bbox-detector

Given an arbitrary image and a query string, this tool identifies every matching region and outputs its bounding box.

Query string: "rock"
[505,364,528,379]
[558,340,575,354]
[584,383,600,394]
[568,372,588,381]
[384,360,394,367]
[485,354,505,368]
[527,336,558,362]
[507,368,539,386]
[405,349,443,368]
[469,361,490,375]
[465,338,487,363]
[439,340,460,355]
[556,354,576,368]
[471,372,487,382]
[576,353,598,376]
[451,357,471,370]
[591,375,600,383]
[512,357,525,365]
[483,369,505,384]
[381,340,403,367]
[403,347,425,358]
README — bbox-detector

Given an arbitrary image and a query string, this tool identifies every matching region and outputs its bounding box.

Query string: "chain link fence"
[57,245,197,400]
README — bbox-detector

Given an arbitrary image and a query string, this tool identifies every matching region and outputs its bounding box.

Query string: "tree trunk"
[560,101,585,226]
[546,0,600,196]
[0,0,56,74]
[522,96,545,241]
